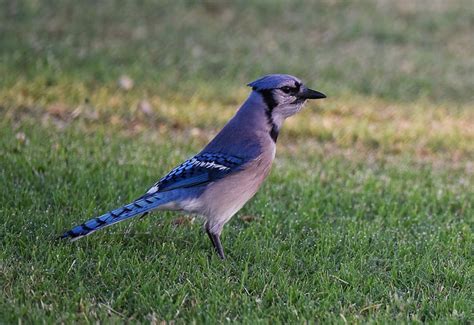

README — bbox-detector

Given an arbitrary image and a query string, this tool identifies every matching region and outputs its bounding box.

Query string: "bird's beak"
[298,87,326,100]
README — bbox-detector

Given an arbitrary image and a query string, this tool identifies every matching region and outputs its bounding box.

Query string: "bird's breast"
[196,149,275,220]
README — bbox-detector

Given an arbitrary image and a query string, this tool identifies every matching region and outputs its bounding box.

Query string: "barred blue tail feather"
[61,192,164,241]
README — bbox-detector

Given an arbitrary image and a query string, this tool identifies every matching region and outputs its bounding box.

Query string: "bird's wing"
[146,152,248,193]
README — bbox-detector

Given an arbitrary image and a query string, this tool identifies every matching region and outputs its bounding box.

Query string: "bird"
[61,74,326,259]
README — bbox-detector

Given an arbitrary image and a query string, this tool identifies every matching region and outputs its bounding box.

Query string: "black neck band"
[259,90,279,143]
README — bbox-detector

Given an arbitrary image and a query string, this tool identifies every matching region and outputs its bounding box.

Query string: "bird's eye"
[281,86,292,94]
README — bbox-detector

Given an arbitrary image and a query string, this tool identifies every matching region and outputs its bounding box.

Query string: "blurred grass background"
[2,0,474,102]
[1,0,473,323]
[1,0,473,163]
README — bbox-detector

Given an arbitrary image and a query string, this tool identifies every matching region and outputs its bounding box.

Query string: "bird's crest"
[247,74,302,91]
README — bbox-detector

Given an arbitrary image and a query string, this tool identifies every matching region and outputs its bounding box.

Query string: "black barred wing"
[147,153,246,193]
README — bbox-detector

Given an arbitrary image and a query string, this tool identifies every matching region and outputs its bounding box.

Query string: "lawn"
[1,1,473,323]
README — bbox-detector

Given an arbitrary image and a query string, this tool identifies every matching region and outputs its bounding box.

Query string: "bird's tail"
[60,192,165,241]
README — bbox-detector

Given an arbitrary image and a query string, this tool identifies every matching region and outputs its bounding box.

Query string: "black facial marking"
[280,82,301,95]
[270,125,279,142]
[259,89,279,143]
[260,90,277,110]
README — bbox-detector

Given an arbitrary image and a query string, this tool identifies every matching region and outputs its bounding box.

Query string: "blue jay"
[61,74,326,259]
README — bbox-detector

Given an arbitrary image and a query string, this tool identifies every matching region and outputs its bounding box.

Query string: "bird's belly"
[197,156,273,223]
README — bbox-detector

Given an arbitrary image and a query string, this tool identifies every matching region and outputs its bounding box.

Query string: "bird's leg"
[211,233,225,259]
[205,224,216,248]
[205,223,225,259]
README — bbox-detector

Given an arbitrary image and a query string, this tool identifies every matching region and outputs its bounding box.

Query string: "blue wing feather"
[61,153,249,240]
[149,153,246,193]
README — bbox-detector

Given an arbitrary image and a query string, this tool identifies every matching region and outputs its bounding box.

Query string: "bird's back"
[202,92,275,157]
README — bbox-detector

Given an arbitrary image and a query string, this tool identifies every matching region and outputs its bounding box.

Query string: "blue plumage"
[247,74,302,91]
[150,153,245,192]
[61,152,246,240]
[60,192,165,240]
[61,74,326,259]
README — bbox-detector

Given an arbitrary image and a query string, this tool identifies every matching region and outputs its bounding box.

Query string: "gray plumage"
[61,74,326,259]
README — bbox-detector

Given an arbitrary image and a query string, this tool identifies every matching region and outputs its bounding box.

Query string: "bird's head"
[248,74,326,122]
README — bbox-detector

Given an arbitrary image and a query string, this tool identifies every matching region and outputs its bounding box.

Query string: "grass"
[1,0,473,323]
[2,0,474,102]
